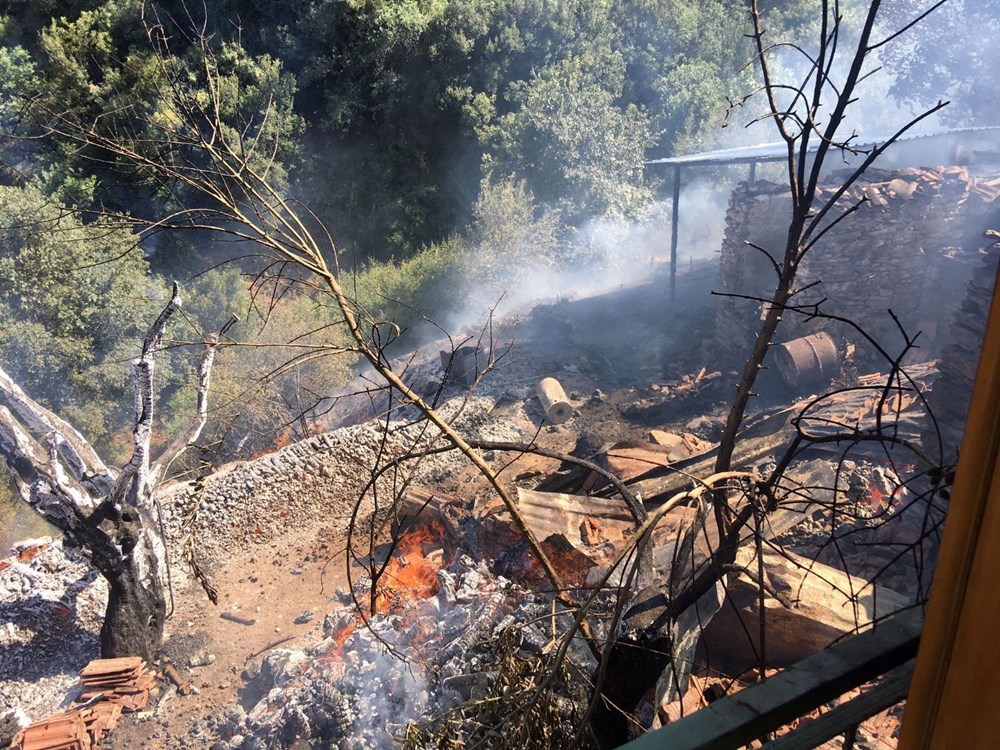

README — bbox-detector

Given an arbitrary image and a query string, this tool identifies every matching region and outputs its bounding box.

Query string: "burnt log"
[537,377,573,424]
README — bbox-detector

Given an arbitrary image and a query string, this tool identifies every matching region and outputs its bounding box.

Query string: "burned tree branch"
[151,313,238,485]
[28,13,605,659]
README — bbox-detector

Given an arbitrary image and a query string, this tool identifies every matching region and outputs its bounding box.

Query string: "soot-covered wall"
[713,167,1000,371]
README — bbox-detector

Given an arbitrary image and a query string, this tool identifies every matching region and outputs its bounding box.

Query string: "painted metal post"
[671,164,680,301]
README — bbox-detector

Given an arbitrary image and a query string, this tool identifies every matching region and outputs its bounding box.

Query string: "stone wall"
[713,167,1000,371]
[924,238,1000,459]
[157,396,517,570]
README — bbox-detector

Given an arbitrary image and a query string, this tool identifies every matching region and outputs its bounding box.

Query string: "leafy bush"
[161,266,355,462]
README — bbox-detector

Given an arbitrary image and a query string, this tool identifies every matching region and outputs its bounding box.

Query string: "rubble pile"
[78,658,156,711]
[0,244,966,748]
[0,539,107,719]
[11,657,156,750]
[226,551,595,750]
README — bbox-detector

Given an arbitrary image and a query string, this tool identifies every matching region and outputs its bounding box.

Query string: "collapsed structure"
[714,166,1000,456]
[2,158,999,748]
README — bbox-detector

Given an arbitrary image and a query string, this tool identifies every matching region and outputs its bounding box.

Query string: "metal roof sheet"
[646,125,1000,168]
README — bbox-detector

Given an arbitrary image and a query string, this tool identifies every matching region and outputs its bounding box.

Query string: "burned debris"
[1,159,995,750]
[10,657,155,749]
[714,167,1000,376]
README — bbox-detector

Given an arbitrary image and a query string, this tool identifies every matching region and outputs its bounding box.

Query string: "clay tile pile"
[12,712,91,750]
[12,658,153,749]
[78,657,156,710]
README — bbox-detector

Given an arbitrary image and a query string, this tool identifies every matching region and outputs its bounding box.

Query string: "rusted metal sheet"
[604,442,676,480]
[389,485,463,539]
[515,488,714,571]
[605,434,713,481]
[516,488,635,552]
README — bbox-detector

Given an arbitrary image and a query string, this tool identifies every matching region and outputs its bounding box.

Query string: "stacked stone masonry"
[924,239,1000,458]
[713,167,1000,371]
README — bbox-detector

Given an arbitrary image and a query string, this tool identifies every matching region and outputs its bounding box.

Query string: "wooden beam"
[763,662,913,750]
[898,262,1000,748]
[616,608,922,750]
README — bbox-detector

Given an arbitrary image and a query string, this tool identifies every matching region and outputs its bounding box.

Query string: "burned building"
[712,166,1000,455]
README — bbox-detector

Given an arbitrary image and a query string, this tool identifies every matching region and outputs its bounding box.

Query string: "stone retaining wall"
[923,239,1000,459]
[158,397,513,570]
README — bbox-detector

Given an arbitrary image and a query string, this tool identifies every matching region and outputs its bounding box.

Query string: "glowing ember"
[866,485,889,512]
[327,620,356,659]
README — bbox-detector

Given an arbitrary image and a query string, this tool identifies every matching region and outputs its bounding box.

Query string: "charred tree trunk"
[98,525,167,661]
[0,282,225,660]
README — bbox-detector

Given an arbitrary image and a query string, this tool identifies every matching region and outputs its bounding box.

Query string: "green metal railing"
[617,608,922,750]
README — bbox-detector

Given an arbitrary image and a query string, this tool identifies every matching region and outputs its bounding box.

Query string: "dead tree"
[685,0,948,620]
[0,282,225,660]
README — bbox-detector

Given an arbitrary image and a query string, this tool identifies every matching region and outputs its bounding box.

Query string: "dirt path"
[103,522,353,749]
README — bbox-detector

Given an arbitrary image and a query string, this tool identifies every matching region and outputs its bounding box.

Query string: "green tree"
[0,184,152,447]
[29,1,303,260]
[0,16,43,187]
[491,50,654,221]
[881,0,1000,126]
[613,0,755,153]
[465,176,562,297]
[167,266,354,459]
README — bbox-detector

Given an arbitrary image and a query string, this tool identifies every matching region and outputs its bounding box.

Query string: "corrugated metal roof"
[646,125,1000,168]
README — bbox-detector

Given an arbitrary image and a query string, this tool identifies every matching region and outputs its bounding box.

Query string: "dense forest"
[0,0,992,466]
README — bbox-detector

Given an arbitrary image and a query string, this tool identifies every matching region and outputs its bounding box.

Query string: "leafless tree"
[7,0,958,743]
[0,283,231,659]
[25,6,624,659]
[678,0,949,624]
[581,0,954,741]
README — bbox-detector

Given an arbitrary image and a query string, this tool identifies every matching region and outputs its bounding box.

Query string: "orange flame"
[373,521,446,615]
[867,486,887,509]
[329,620,355,659]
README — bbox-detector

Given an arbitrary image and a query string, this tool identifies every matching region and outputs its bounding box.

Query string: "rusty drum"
[773,332,839,388]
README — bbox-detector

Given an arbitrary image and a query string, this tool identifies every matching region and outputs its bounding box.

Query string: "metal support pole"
[749,159,757,183]
[670,164,680,301]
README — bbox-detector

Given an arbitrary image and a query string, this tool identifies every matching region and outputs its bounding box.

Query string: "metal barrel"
[773,332,839,387]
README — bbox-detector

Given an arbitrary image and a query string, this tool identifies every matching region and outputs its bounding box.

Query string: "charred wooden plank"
[163,663,192,696]
[220,612,256,626]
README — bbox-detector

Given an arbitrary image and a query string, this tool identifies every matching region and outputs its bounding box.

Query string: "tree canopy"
[0,184,151,447]
[0,0,981,461]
